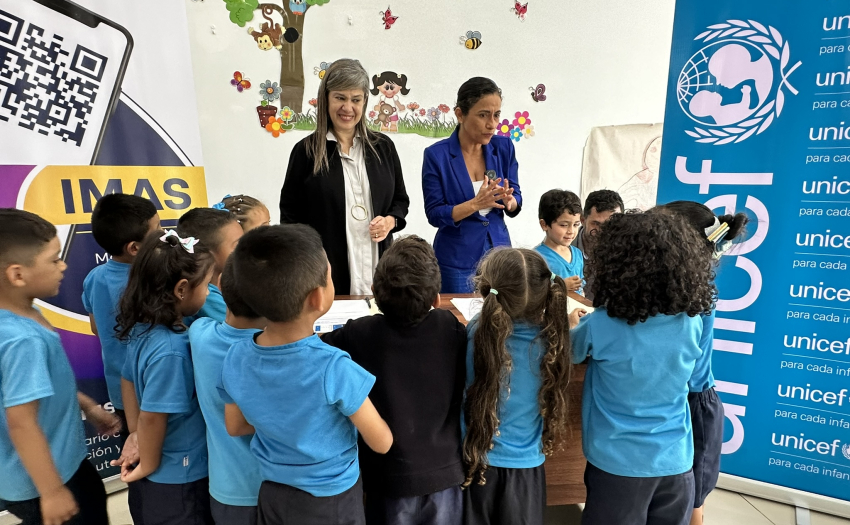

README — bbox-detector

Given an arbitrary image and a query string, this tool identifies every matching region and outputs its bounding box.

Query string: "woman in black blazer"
[280,59,409,295]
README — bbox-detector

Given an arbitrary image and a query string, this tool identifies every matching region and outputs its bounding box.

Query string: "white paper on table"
[314,300,372,333]
[568,297,595,316]
[450,298,484,323]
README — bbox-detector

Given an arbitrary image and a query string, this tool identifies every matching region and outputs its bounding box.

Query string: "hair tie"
[212,194,232,210]
[713,240,733,260]
[550,272,556,283]
[704,217,730,244]
[489,289,499,296]
[160,230,199,254]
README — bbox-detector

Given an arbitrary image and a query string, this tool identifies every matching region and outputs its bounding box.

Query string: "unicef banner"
[0,0,205,484]
[657,0,850,506]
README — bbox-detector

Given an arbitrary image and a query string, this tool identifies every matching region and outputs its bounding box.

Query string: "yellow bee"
[313,61,330,79]
[459,31,482,50]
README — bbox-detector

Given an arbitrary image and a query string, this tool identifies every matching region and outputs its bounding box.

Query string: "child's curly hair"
[587,212,716,325]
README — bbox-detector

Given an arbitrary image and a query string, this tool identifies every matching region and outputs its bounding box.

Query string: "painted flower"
[308,98,318,107]
[407,102,420,111]
[260,80,281,102]
[512,111,531,130]
[419,108,427,116]
[510,127,522,142]
[438,104,451,114]
[280,106,294,122]
[497,119,513,137]
[369,110,377,119]
[427,107,440,121]
[265,116,286,138]
[523,124,535,138]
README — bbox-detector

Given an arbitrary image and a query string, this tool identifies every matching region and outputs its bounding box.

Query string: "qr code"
[0,8,108,146]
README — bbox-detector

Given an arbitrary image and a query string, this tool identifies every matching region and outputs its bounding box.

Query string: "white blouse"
[328,131,379,295]
[471,180,493,216]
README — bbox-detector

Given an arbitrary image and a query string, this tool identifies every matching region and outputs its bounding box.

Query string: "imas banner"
[657,0,850,503]
[0,0,205,480]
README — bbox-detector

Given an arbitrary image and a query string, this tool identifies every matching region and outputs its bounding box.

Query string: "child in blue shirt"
[462,248,572,525]
[190,259,264,525]
[570,212,716,525]
[0,209,120,525]
[534,189,590,306]
[116,229,215,525]
[178,207,244,322]
[220,224,393,525]
[653,200,748,525]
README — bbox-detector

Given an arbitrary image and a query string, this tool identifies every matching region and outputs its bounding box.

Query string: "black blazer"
[280,133,410,294]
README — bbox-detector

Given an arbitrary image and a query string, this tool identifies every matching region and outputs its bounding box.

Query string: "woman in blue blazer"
[422,77,522,293]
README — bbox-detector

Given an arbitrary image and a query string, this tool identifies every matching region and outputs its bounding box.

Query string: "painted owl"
[290,0,306,15]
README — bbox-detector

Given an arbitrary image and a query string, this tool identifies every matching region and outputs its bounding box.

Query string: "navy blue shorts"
[257,477,364,525]
[582,462,694,525]
[211,497,257,525]
[5,460,108,525]
[689,387,724,508]
[365,485,461,525]
[136,476,213,525]
[463,464,546,525]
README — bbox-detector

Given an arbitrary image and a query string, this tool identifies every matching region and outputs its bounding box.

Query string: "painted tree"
[224,0,330,113]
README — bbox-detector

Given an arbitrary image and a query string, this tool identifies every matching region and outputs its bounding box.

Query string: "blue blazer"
[422,130,522,270]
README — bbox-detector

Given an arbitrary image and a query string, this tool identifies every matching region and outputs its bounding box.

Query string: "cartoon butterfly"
[511,1,528,21]
[231,71,251,92]
[380,6,398,30]
[530,84,546,102]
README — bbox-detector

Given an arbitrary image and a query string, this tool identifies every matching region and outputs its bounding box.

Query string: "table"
[338,294,587,505]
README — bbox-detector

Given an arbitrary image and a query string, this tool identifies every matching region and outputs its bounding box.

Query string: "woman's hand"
[472,178,511,212]
[500,178,517,212]
[369,216,395,243]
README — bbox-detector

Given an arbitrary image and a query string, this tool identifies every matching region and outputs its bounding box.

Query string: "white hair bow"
[160,230,199,254]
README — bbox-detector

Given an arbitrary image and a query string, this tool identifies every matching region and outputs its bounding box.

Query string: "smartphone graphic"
[0,0,132,165]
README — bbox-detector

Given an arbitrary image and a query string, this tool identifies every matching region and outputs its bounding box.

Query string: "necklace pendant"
[351,205,368,221]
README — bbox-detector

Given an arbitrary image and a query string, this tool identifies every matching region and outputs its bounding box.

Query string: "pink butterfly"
[380,6,398,30]
[511,1,528,21]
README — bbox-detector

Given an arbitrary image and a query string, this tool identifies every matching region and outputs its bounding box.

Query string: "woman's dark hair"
[372,235,440,327]
[116,231,214,340]
[654,200,748,254]
[455,77,502,115]
[369,71,410,96]
[587,213,716,325]
[463,248,571,487]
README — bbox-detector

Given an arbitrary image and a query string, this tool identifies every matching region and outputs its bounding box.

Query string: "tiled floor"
[3,488,848,524]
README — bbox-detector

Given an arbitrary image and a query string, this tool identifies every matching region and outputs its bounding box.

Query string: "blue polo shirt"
[82,259,131,409]
[121,324,208,484]
[535,244,585,294]
[196,284,226,323]
[189,318,261,506]
[572,309,703,477]
[463,316,545,469]
[0,310,87,502]
[220,334,375,497]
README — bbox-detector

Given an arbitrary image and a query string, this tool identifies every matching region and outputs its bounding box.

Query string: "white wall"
[184,0,674,247]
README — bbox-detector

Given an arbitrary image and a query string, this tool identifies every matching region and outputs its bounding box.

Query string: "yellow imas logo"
[20,166,207,225]
[17,165,208,334]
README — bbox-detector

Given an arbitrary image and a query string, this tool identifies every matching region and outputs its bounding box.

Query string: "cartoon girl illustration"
[370,71,410,132]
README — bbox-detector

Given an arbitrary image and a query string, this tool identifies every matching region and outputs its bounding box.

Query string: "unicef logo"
[678,20,802,145]
[843,444,850,462]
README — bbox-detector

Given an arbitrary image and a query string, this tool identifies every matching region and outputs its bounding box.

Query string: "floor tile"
[743,494,797,525]
[811,509,850,524]
[703,489,774,525]
[107,488,133,525]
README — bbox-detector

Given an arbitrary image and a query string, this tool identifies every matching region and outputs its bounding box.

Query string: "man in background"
[572,190,624,301]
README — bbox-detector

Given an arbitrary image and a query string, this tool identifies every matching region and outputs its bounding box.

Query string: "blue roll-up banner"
[657,0,850,505]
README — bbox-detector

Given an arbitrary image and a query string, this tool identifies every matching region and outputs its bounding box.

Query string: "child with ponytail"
[653,201,748,525]
[462,248,572,525]
[115,230,215,525]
